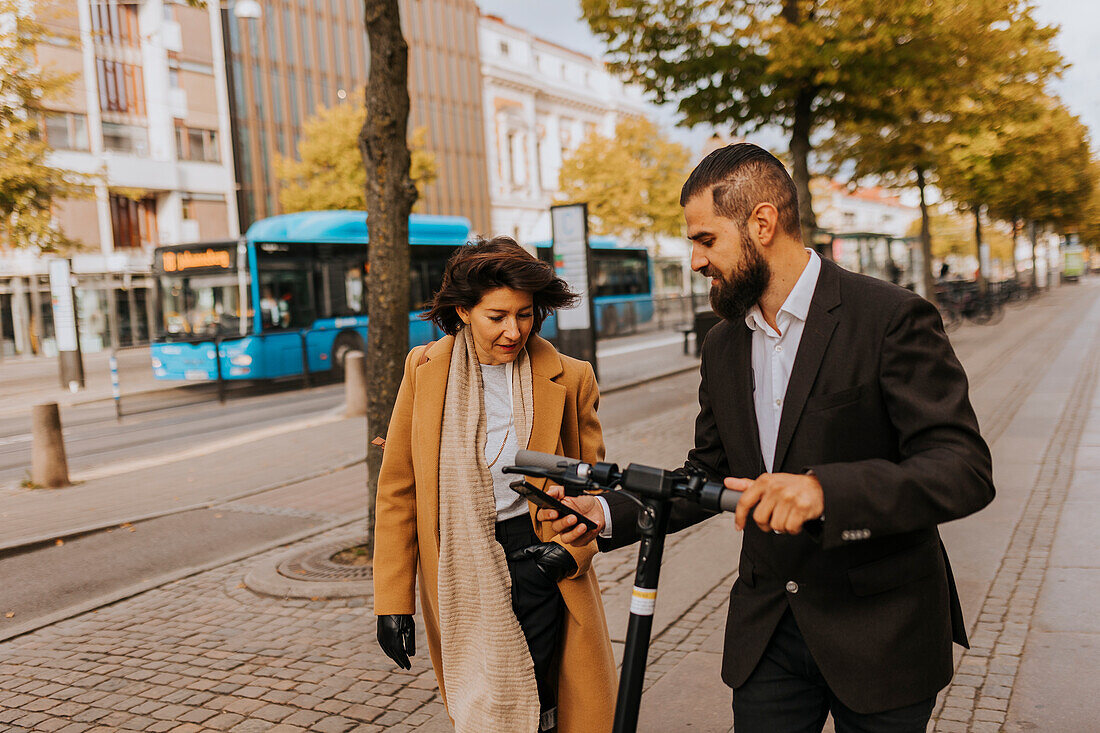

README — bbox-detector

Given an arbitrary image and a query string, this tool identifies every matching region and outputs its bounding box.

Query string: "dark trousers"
[495,515,565,721]
[732,609,935,733]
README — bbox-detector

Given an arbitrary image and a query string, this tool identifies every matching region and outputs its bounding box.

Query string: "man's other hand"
[534,484,605,546]
[728,473,824,535]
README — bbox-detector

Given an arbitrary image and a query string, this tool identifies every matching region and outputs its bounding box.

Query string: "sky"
[476,0,1100,163]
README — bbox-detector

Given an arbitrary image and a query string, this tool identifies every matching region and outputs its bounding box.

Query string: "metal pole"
[612,498,672,733]
[214,334,226,404]
[300,329,312,389]
[109,349,122,421]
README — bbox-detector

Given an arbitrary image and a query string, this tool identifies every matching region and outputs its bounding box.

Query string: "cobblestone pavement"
[0,515,734,733]
[931,292,1100,732]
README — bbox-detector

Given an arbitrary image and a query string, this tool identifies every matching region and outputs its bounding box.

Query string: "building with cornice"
[479,13,649,245]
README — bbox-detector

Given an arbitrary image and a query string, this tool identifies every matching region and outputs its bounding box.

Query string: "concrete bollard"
[31,402,70,488]
[344,351,367,417]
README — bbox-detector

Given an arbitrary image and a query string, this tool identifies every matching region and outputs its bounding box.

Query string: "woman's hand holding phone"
[536,484,606,546]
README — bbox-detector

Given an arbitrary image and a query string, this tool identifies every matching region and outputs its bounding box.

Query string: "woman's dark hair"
[422,236,579,335]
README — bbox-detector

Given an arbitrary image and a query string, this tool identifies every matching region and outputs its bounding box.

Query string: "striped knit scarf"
[437,326,539,732]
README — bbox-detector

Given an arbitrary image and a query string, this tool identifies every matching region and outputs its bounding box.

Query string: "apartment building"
[1,0,237,357]
[479,13,649,245]
[224,0,491,232]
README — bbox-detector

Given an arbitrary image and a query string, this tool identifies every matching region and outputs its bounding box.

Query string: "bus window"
[258,270,315,330]
[410,244,460,310]
[592,249,649,297]
[159,272,243,339]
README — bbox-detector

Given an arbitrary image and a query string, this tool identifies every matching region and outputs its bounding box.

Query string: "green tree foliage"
[938,96,1094,286]
[905,206,1013,264]
[557,117,689,244]
[274,101,437,214]
[0,1,93,251]
[818,0,1062,295]
[580,0,1052,246]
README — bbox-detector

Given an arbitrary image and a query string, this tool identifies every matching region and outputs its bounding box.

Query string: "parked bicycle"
[934,280,1005,332]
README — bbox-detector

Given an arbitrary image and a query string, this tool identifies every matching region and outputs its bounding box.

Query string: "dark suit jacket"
[603,258,994,714]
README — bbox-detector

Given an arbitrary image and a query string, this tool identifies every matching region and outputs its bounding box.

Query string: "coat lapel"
[413,336,454,539]
[525,335,567,455]
[772,259,841,472]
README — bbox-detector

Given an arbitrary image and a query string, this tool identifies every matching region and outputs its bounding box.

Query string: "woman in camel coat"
[372,237,616,733]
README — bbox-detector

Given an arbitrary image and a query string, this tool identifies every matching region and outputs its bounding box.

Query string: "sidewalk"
[0,283,1096,731]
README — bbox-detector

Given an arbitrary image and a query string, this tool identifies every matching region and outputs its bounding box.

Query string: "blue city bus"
[151,211,470,381]
[535,237,656,337]
[151,211,657,381]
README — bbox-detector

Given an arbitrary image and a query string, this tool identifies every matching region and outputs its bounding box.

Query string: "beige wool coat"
[372,333,617,732]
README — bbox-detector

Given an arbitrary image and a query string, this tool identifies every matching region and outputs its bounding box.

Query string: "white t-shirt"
[480,362,528,521]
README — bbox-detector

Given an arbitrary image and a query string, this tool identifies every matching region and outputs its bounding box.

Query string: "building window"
[175,126,220,162]
[110,194,158,249]
[169,67,180,88]
[90,1,139,47]
[42,112,90,151]
[500,41,509,56]
[95,58,146,114]
[102,122,149,155]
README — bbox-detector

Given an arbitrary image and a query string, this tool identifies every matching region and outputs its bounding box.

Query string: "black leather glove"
[507,542,578,583]
[377,614,415,670]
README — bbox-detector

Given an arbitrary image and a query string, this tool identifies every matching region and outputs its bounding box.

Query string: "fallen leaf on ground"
[55,539,63,546]
[4,612,13,618]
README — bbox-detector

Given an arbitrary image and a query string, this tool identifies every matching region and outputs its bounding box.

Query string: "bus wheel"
[331,332,365,380]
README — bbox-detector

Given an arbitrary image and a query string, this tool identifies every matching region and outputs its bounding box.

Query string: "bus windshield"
[159,272,248,340]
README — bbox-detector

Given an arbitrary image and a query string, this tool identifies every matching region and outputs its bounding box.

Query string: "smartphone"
[509,480,599,533]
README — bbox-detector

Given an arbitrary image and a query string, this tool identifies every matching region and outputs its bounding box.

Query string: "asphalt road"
[0,381,346,487]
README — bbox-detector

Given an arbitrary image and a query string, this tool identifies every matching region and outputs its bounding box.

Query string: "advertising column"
[49,259,85,390]
[550,203,598,380]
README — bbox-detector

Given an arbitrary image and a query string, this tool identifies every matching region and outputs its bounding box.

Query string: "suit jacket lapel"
[712,322,766,476]
[772,259,842,472]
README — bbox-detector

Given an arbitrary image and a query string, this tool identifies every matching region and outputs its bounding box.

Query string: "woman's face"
[456,287,535,365]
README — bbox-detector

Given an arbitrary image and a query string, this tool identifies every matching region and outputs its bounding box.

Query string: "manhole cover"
[277,540,373,582]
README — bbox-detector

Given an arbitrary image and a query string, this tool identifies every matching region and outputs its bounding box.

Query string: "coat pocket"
[804,383,865,412]
[847,539,939,597]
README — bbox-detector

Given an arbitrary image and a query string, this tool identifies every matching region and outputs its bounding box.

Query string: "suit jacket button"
[841,530,853,541]
[785,581,799,594]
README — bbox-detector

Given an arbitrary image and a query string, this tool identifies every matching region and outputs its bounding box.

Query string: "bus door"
[255,243,318,377]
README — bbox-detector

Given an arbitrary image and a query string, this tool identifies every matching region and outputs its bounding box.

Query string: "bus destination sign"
[159,248,233,273]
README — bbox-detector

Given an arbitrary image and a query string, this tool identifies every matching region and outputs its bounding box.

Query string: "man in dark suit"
[541,143,994,732]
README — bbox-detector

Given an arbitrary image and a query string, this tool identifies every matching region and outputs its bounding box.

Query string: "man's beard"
[707,240,771,323]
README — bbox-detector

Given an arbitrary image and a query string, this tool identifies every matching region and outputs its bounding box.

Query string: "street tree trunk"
[973,206,987,294]
[789,84,818,247]
[781,1,818,246]
[915,166,936,301]
[360,0,418,554]
[1029,219,1040,291]
[1010,216,1021,283]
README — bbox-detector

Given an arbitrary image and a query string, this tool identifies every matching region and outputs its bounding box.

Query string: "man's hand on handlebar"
[728,472,824,535]
[535,485,606,546]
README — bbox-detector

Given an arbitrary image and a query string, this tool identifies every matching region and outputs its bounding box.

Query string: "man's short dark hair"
[679,143,802,239]
[423,236,578,335]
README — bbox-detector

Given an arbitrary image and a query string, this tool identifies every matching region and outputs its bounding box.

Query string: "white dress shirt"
[746,250,821,472]
[597,250,822,536]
